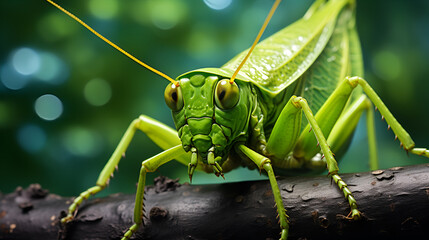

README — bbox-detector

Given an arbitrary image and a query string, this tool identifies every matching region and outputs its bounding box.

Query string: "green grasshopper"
[47,0,429,239]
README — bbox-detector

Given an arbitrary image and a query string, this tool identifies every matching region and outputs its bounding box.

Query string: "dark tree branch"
[1,164,429,240]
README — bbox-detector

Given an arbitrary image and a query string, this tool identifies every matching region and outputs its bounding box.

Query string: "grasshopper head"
[164,74,253,167]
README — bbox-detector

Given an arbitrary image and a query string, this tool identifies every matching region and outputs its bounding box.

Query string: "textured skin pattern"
[172,75,255,166]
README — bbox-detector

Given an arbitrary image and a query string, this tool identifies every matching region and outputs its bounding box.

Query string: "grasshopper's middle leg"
[266,93,362,220]
[293,96,361,219]
[327,94,379,170]
[238,145,289,240]
[61,115,186,223]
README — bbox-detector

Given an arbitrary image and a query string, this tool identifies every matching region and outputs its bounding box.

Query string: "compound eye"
[215,79,239,109]
[164,83,184,111]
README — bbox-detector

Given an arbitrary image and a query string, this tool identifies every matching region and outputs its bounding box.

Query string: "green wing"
[297,1,362,130]
[220,0,350,95]
[300,1,362,116]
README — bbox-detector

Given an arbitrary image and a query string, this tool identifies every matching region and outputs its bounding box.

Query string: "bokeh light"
[204,0,232,10]
[62,127,102,157]
[37,12,79,42]
[0,48,67,90]
[131,0,187,30]
[17,124,47,153]
[88,0,119,20]
[84,78,112,106]
[12,48,41,76]
[34,94,63,121]
[35,52,68,84]
[372,50,403,81]
[0,63,29,90]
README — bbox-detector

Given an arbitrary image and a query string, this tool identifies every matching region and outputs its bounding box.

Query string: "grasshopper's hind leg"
[61,115,186,224]
[347,77,429,158]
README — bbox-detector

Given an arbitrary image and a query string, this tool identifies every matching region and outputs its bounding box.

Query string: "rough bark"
[1,164,429,240]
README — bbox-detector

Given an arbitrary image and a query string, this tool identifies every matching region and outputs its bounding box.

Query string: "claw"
[188,148,198,183]
[208,152,225,179]
[188,164,196,183]
[346,209,361,220]
[213,161,225,179]
[61,215,72,224]
[215,171,225,179]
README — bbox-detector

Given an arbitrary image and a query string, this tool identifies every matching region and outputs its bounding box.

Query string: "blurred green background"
[1,0,428,197]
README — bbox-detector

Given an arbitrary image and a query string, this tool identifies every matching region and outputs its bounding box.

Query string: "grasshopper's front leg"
[122,145,184,239]
[61,115,187,224]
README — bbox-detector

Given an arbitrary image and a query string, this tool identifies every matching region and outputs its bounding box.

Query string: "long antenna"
[229,0,281,84]
[46,0,179,86]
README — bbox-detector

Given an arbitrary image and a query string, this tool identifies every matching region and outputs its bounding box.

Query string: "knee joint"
[291,95,306,108]
[347,76,367,88]
[140,164,149,174]
[262,160,273,172]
